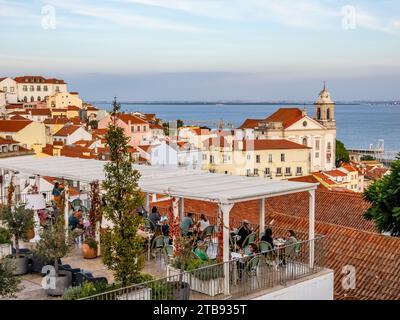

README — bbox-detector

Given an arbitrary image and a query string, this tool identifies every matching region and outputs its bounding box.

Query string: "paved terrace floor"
[6,243,167,300]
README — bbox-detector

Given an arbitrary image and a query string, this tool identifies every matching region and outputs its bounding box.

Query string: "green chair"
[202,225,214,240]
[242,232,256,247]
[259,241,275,266]
[163,236,170,246]
[71,198,82,210]
[151,235,165,260]
[164,245,174,265]
[244,245,252,256]
[245,256,260,287]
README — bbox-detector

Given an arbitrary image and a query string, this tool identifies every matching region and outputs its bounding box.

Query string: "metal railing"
[81,236,325,300]
[0,190,53,205]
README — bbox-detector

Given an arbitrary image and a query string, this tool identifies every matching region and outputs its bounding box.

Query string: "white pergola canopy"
[0,156,317,203]
[0,155,317,294]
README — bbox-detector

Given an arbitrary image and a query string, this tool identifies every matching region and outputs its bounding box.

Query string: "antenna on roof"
[323,80,326,91]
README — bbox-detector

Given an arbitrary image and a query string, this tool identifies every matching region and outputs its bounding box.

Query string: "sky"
[0,0,399,101]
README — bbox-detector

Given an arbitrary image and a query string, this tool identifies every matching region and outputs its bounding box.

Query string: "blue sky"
[1,0,399,100]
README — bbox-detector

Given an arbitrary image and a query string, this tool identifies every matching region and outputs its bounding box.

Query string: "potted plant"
[82,237,97,259]
[0,227,12,259]
[0,205,34,275]
[34,216,72,296]
[0,258,22,298]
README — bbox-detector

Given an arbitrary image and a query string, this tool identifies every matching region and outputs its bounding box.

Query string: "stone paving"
[7,243,168,300]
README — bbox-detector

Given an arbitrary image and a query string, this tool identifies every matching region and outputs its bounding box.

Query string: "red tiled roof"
[243,139,310,150]
[43,117,70,125]
[238,118,264,129]
[137,145,151,153]
[265,108,304,129]
[69,117,82,125]
[365,167,389,180]
[54,125,81,136]
[150,123,164,130]
[0,137,19,144]
[92,128,108,136]
[86,106,98,111]
[266,189,375,233]
[117,113,148,125]
[341,163,358,172]
[264,211,400,300]
[14,76,66,84]
[5,104,24,109]
[288,175,327,189]
[313,172,337,186]
[9,114,28,121]
[0,120,32,132]
[28,108,51,116]
[324,169,348,177]
[67,105,80,111]
[52,108,67,112]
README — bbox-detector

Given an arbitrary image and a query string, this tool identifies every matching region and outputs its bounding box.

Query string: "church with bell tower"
[314,81,336,129]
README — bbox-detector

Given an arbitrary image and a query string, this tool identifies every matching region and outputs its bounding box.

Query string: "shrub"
[0,259,21,298]
[0,227,11,245]
[62,281,118,300]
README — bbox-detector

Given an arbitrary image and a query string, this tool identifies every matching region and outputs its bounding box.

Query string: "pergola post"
[219,202,233,296]
[308,189,315,269]
[64,182,70,242]
[179,197,184,220]
[35,175,41,193]
[145,192,150,213]
[259,198,265,237]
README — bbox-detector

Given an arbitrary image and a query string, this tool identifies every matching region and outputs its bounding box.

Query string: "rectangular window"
[37,85,41,91]
[210,155,214,164]
[2,87,6,92]
[137,126,140,132]
[315,140,320,150]
[10,87,14,92]
[285,167,291,175]
[315,152,319,159]
[23,85,27,92]
[256,155,260,163]
[268,154,272,163]
[143,126,147,132]
[30,85,34,91]
[44,86,48,91]
[247,154,251,160]
[254,168,259,175]
[281,153,285,162]
[276,167,282,176]
[265,167,270,175]
[202,154,207,160]
[246,169,251,176]
[296,167,302,174]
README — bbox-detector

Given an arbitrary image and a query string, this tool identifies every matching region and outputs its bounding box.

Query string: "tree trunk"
[54,258,59,277]
[14,234,19,258]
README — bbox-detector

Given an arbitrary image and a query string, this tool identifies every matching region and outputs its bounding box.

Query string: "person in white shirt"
[197,214,210,239]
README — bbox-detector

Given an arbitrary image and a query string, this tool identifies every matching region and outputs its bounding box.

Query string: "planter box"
[117,287,152,300]
[0,244,11,259]
[167,266,224,297]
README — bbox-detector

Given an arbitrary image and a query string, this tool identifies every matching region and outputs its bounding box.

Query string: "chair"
[244,245,252,256]
[75,271,108,286]
[242,232,256,248]
[164,245,174,265]
[163,236,171,246]
[245,256,260,287]
[144,218,155,231]
[259,241,275,266]
[202,225,214,240]
[151,235,165,260]
[71,199,82,210]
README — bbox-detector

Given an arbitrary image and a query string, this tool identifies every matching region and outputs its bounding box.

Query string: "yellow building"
[0,120,46,152]
[51,108,67,118]
[47,91,83,109]
[202,138,311,180]
[66,105,80,119]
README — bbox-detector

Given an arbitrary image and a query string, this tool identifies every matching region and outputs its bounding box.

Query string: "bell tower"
[314,81,335,129]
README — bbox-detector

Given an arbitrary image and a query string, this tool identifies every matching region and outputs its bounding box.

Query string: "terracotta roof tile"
[243,139,310,150]
[0,120,32,132]
[265,108,304,129]
[54,125,81,136]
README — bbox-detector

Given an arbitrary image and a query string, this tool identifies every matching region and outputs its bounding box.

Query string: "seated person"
[180,212,194,237]
[52,182,64,209]
[148,206,161,230]
[237,242,258,279]
[282,230,298,265]
[69,209,84,234]
[136,205,148,218]
[196,214,210,239]
[236,220,252,248]
[161,217,169,237]
[194,241,208,261]
[136,223,149,239]
[260,228,274,249]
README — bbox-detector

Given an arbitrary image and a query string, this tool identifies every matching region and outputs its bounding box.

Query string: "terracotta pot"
[25,228,35,241]
[82,243,97,259]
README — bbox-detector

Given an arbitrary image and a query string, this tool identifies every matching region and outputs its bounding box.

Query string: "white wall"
[252,271,334,300]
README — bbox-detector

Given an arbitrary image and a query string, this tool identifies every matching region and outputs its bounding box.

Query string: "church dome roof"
[315,82,334,104]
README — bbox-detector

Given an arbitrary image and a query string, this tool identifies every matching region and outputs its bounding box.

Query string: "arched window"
[317,108,321,119]
[302,137,307,146]
[30,96,34,102]
[23,96,27,102]
[327,108,330,120]
[37,96,41,101]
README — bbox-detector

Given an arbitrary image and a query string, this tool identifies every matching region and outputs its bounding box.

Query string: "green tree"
[363,153,400,236]
[88,119,98,130]
[335,139,350,166]
[0,259,21,298]
[360,155,375,161]
[0,205,34,258]
[101,98,145,286]
[162,119,184,136]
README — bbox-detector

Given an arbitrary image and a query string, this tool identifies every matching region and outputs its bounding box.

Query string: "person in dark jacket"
[260,228,274,248]
[236,220,252,248]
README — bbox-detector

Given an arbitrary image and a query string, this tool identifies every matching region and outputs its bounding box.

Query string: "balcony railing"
[81,236,325,300]
[0,190,53,205]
